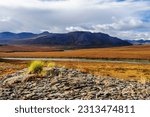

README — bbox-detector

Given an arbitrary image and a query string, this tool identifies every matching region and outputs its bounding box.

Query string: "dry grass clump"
[139,77,150,84]
[27,61,56,78]
[42,62,56,77]
[28,61,44,74]
[47,62,56,68]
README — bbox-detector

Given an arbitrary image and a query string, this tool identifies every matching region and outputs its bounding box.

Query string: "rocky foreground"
[0,67,150,100]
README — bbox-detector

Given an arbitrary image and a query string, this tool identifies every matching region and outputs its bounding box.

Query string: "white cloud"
[116,31,150,40]
[66,16,150,40]
[0,0,149,39]
[0,16,11,22]
[89,17,143,32]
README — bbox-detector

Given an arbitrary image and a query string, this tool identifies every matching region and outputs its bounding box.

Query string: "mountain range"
[0,31,132,49]
[127,39,150,44]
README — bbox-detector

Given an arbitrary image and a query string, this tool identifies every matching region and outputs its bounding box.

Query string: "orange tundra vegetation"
[55,61,150,83]
[0,60,26,78]
[0,45,150,60]
[0,60,150,83]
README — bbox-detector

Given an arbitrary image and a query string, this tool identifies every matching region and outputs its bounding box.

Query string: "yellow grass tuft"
[28,61,44,74]
[47,62,56,68]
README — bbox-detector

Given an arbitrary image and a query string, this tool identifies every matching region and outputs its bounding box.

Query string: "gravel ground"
[0,67,150,100]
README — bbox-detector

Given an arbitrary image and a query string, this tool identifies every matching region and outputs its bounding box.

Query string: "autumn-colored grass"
[0,45,64,52]
[0,45,150,60]
[0,59,150,83]
[0,60,26,78]
[55,61,150,83]
[0,44,150,82]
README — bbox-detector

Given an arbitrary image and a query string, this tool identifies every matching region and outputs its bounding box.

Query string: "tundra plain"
[0,45,150,82]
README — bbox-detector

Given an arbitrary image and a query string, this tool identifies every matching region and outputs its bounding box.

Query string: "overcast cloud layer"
[0,0,150,40]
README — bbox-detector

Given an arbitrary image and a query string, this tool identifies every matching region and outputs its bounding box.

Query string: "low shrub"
[28,61,44,74]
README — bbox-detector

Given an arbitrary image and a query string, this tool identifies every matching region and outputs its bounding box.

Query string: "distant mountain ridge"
[0,32,36,44]
[127,39,150,44]
[0,32,36,40]
[0,31,132,48]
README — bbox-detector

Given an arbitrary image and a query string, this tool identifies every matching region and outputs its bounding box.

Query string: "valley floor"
[0,45,150,99]
[0,45,150,60]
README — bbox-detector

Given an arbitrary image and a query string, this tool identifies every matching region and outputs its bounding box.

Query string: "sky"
[0,0,150,40]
